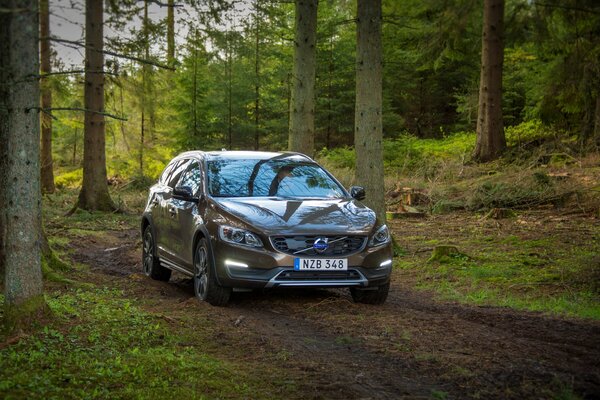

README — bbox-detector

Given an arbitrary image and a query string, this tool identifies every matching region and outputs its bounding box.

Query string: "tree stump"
[427,245,465,263]
[484,208,516,219]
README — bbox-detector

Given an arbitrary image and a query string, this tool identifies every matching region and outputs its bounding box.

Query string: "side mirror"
[173,186,197,202]
[349,186,366,201]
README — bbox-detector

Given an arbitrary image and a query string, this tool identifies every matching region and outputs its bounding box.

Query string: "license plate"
[294,258,348,271]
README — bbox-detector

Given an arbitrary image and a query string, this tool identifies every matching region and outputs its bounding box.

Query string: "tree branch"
[37,70,119,78]
[45,36,176,70]
[27,107,128,121]
[142,0,184,7]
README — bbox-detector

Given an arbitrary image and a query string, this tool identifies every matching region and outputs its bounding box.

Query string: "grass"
[396,228,600,319]
[316,124,600,319]
[0,287,291,399]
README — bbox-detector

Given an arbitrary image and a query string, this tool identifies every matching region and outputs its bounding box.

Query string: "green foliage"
[505,120,557,147]
[0,288,283,399]
[55,169,82,189]
[319,133,475,179]
[399,232,600,320]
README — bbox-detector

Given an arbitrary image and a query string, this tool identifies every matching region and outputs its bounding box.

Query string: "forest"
[1,0,600,399]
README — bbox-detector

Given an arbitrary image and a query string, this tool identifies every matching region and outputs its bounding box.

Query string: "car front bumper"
[212,239,393,289]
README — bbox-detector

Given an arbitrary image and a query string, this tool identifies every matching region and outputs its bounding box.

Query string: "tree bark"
[473,0,506,162]
[40,0,55,194]
[254,0,260,151]
[0,0,47,328]
[226,29,232,150]
[593,95,600,146]
[355,0,386,223]
[78,0,116,211]
[288,0,318,157]
[167,0,175,65]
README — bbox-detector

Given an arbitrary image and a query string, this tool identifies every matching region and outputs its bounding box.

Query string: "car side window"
[159,161,177,184]
[177,161,202,195]
[167,159,191,188]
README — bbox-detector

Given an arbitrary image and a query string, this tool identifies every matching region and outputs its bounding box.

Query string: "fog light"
[379,259,392,268]
[225,260,248,268]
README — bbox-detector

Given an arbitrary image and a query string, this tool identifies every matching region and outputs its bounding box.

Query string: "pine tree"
[473,0,506,162]
[288,0,318,157]
[77,0,116,211]
[0,0,48,330]
[355,0,386,222]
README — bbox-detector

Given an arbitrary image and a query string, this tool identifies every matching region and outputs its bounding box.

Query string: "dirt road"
[70,227,600,399]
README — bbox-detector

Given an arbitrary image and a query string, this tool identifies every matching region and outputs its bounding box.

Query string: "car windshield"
[207,156,346,198]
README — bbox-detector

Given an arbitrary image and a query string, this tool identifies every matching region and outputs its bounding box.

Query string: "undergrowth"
[0,287,289,399]
[318,123,599,214]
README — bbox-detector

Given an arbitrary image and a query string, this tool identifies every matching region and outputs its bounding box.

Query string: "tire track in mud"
[73,228,600,399]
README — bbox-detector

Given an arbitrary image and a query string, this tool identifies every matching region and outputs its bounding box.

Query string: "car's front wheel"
[142,226,171,281]
[350,282,390,305]
[194,238,231,306]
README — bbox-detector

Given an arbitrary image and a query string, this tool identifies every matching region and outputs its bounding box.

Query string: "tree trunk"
[594,96,600,146]
[167,0,175,66]
[473,0,505,162]
[140,111,145,175]
[192,40,198,137]
[78,0,116,211]
[355,0,386,223]
[143,0,155,143]
[226,30,232,150]
[327,34,334,149]
[0,0,48,329]
[72,129,78,165]
[288,0,318,157]
[254,0,261,151]
[40,0,55,194]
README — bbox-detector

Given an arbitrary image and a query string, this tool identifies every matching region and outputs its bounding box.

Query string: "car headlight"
[219,225,263,248]
[369,225,391,247]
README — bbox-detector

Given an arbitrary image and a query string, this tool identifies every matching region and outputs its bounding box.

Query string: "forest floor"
[2,193,597,399]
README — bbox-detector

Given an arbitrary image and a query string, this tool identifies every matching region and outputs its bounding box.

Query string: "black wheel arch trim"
[192,226,226,287]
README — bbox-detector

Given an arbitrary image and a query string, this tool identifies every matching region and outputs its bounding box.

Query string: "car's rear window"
[207,157,345,198]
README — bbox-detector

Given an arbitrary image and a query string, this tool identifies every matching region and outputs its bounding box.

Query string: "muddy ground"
[66,215,600,400]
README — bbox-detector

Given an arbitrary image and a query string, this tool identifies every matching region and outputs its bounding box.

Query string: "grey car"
[141,151,393,306]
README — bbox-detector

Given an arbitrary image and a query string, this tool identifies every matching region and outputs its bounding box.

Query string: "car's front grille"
[275,269,363,281]
[270,235,366,256]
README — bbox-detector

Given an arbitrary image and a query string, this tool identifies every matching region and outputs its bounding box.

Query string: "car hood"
[212,197,377,235]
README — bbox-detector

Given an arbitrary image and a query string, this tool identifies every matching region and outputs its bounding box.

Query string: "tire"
[350,282,390,305]
[142,226,171,281]
[194,238,231,306]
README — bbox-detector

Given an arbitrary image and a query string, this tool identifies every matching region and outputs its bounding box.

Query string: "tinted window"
[177,161,202,195]
[207,157,345,198]
[167,159,191,188]
[159,161,177,184]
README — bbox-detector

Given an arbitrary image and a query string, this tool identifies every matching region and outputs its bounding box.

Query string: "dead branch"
[38,70,119,77]
[40,107,128,121]
[45,36,175,71]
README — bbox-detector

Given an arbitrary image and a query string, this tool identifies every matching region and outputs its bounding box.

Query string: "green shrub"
[505,120,556,147]
[55,169,83,189]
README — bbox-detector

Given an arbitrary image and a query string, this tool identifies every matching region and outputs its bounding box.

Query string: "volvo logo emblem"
[313,237,329,253]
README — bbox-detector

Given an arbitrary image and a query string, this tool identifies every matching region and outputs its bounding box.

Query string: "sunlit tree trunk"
[473,0,505,162]
[288,0,318,157]
[78,0,116,211]
[0,0,47,328]
[355,0,386,222]
[40,0,55,194]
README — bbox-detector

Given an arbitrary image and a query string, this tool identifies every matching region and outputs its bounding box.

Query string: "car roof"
[176,150,313,162]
